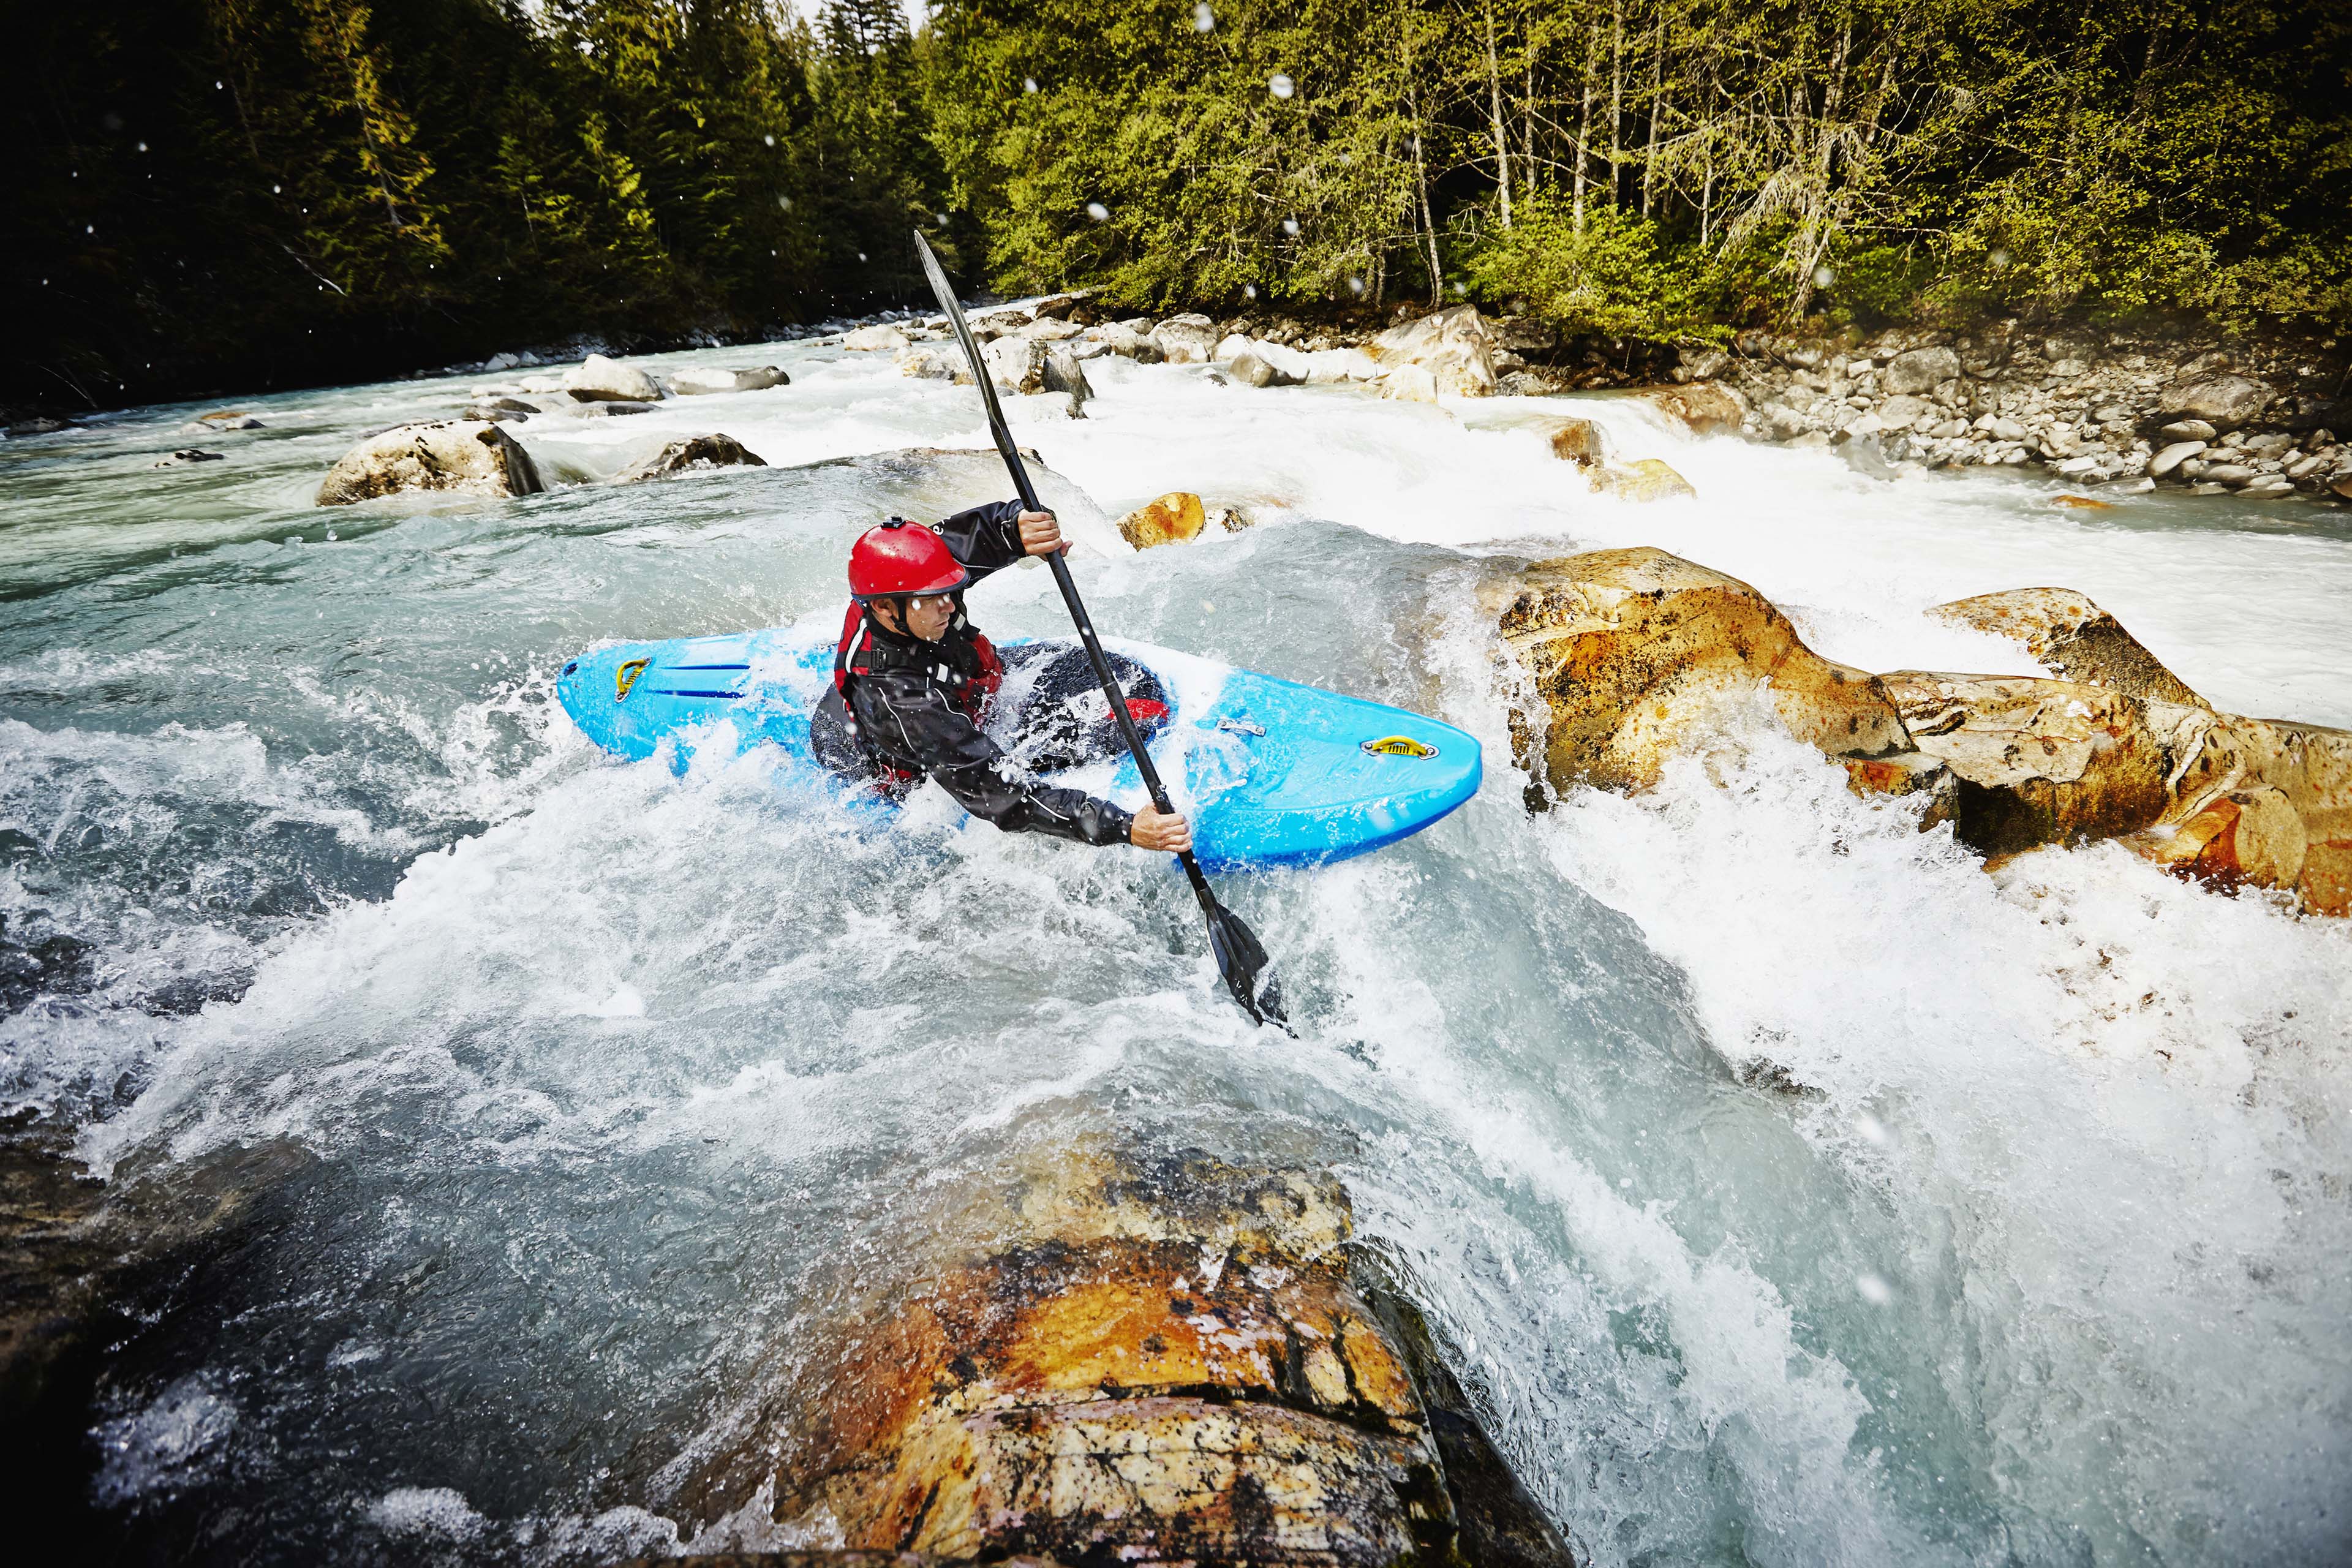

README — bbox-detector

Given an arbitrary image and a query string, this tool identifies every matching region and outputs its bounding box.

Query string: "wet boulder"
[1152,313,1220,364]
[1878,673,2188,853]
[150,448,226,467]
[1590,458,1695,502]
[669,365,788,394]
[1116,491,1207,549]
[1368,304,1496,396]
[1637,383,1747,435]
[612,434,767,484]
[1378,364,1442,403]
[1539,415,1607,468]
[315,420,544,506]
[842,323,910,352]
[1487,547,1920,797]
[1929,587,2206,707]
[1077,321,1164,363]
[2157,712,2352,915]
[563,353,664,403]
[1041,345,1093,405]
[2124,788,2309,899]
[895,345,970,383]
[982,336,1049,394]
[655,1144,1561,1568]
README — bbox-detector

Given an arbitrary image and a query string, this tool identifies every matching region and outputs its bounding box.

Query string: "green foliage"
[1458,200,1724,342]
[10,0,2350,412]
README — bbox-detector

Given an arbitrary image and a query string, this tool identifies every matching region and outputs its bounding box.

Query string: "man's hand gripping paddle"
[911,232,1286,1028]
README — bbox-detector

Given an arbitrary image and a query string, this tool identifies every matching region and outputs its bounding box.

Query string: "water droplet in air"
[1242,284,1257,300]
[858,252,868,262]
[1086,202,1110,222]
[866,41,881,55]
[936,212,950,225]
[1813,265,1836,289]
[1453,281,1467,295]
[1023,77,1039,94]
[778,195,791,210]
[1281,218,1299,236]
[1194,3,1215,30]
[763,134,775,147]
[1268,74,1294,99]
[1990,248,2011,268]
[1346,275,1364,295]
[1857,1274,1893,1305]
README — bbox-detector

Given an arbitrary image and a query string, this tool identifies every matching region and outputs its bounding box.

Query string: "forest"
[12,0,2350,414]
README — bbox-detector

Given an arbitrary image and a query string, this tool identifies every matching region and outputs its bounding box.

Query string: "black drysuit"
[810,502,1135,847]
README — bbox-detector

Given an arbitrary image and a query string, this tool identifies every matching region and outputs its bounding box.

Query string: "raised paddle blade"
[1205,899,1286,1028]
[911,233,1038,511]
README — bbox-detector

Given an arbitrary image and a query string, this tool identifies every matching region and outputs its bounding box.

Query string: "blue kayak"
[555,620,1480,873]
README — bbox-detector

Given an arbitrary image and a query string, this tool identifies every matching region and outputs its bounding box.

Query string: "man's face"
[903,593,956,642]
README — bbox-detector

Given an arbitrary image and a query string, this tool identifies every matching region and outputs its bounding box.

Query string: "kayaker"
[810,503,1192,853]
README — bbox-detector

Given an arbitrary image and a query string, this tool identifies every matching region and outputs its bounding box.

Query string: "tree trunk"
[1575,20,1597,230]
[1608,0,1624,208]
[1402,16,1443,305]
[1485,3,1512,227]
[1641,23,1664,217]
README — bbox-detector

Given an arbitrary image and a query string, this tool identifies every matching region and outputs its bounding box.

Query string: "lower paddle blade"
[1205,900,1286,1028]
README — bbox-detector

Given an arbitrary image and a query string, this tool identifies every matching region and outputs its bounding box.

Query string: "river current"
[3,332,2348,1566]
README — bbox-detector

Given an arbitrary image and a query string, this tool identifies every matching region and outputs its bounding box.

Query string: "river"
[3,330,2348,1566]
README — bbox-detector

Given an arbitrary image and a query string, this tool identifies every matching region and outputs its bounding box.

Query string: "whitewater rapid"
[2,332,2347,1567]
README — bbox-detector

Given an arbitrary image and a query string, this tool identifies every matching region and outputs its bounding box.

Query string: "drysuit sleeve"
[932,499,1029,587]
[852,671,1134,847]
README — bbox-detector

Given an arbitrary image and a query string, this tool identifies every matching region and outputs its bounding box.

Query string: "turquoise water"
[4,337,2348,1565]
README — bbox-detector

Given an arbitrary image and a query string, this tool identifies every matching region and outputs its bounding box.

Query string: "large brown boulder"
[1879,673,2191,853]
[1929,587,2206,707]
[1368,304,1497,396]
[658,1145,1569,1568]
[2155,712,2352,915]
[315,420,544,506]
[1488,548,1920,796]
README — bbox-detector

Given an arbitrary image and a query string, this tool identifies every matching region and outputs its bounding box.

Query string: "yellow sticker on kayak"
[1362,734,1438,758]
[615,658,650,701]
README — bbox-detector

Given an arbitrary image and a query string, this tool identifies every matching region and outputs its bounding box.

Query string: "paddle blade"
[1205,899,1286,1028]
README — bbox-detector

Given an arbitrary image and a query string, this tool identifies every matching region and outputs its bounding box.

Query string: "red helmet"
[848,517,968,600]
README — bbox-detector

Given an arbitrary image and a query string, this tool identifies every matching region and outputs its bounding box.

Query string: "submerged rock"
[564,353,663,403]
[669,365,788,394]
[1116,491,1207,549]
[1930,587,2206,707]
[150,448,225,467]
[1378,364,1442,404]
[612,434,767,484]
[315,420,544,506]
[1487,547,1918,797]
[1589,458,1695,502]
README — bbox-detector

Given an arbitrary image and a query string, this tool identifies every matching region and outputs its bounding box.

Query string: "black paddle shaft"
[911,236,1218,911]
